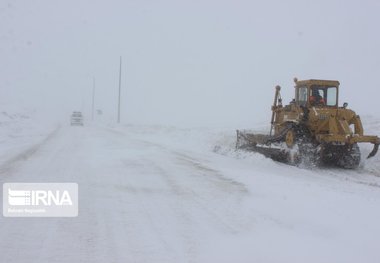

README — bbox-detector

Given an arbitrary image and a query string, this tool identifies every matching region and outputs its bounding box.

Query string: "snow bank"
[107,115,380,174]
[0,109,58,167]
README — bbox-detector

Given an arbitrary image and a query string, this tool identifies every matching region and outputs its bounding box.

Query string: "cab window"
[297,87,308,106]
[326,87,337,106]
[310,85,337,106]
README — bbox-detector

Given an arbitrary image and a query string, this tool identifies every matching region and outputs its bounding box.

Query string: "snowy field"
[0,110,58,174]
[1,114,380,263]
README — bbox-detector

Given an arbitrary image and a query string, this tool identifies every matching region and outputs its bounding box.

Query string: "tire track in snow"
[118,158,200,262]
[116,155,252,262]
[102,125,254,234]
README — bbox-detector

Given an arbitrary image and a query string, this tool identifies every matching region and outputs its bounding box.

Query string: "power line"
[92,77,95,121]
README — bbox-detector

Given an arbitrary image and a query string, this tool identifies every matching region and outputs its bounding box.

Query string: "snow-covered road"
[1,124,380,263]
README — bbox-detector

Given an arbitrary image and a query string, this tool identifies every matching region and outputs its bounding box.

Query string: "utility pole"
[117,56,122,123]
[92,77,95,121]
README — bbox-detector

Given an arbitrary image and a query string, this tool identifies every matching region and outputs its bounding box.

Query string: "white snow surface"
[1,115,380,263]
[0,110,58,171]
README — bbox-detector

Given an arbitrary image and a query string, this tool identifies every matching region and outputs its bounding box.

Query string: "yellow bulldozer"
[236,78,380,168]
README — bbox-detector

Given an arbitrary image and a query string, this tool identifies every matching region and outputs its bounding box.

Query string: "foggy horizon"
[2,0,380,127]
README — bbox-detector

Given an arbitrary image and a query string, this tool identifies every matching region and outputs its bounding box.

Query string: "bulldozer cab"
[295,79,339,108]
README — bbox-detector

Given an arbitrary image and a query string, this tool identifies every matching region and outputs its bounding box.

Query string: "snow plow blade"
[236,130,289,162]
[236,130,269,149]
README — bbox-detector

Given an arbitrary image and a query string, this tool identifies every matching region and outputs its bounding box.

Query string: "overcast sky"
[1,0,380,127]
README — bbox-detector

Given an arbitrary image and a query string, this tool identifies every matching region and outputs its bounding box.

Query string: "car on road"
[70,111,83,126]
